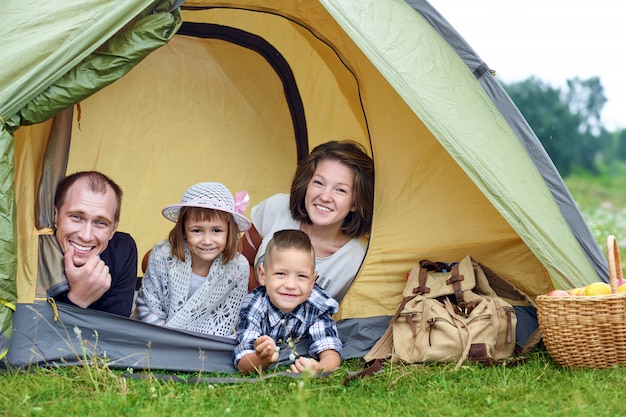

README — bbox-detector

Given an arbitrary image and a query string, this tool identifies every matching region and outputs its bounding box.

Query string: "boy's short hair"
[263,229,315,269]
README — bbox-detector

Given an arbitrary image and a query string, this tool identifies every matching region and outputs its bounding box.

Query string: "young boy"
[234,229,342,374]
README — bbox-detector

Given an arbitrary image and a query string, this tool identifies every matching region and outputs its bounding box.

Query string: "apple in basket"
[546,290,570,297]
[619,283,626,293]
[567,287,586,296]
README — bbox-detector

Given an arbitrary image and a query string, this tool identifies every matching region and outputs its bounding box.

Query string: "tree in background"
[617,130,626,161]
[564,77,606,137]
[503,76,611,176]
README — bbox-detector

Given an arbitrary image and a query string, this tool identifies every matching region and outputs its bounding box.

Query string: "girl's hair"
[168,206,241,264]
[290,140,374,238]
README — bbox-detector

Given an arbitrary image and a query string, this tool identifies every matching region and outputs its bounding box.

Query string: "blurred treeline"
[503,76,626,177]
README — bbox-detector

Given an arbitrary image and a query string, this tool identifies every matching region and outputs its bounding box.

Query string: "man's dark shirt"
[54,231,138,317]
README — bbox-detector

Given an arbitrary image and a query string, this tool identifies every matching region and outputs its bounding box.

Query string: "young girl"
[136,182,251,338]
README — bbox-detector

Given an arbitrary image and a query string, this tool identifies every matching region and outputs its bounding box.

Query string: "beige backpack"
[365,256,520,370]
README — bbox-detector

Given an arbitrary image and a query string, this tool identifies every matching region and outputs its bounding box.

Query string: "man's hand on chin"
[63,245,112,308]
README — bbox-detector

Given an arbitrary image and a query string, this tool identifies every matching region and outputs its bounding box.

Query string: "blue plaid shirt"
[233,285,342,368]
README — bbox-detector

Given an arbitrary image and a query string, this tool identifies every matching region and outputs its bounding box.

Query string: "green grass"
[565,168,626,262]
[2,351,626,417]
[3,171,626,417]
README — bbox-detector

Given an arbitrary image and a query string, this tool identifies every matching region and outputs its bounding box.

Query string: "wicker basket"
[536,235,626,368]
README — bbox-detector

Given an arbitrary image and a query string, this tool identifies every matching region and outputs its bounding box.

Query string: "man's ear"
[109,221,119,240]
[257,264,267,286]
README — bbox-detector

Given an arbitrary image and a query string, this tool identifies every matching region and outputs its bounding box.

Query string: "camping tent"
[1,0,607,372]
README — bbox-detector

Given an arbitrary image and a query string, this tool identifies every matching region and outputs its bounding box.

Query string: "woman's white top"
[252,194,366,301]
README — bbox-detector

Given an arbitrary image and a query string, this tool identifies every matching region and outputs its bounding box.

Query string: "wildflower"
[73,326,82,339]
[277,317,301,362]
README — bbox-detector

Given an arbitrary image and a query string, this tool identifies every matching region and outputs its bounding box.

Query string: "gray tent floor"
[4,302,536,373]
[4,302,389,373]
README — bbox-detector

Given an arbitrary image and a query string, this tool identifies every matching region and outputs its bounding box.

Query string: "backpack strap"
[412,267,430,295]
[443,298,473,370]
[342,358,384,386]
[362,294,417,363]
[419,260,451,272]
[445,262,466,306]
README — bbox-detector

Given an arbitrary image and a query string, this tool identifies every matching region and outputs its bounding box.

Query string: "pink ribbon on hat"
[234,191,250,215]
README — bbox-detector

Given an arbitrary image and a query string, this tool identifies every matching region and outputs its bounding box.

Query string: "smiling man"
[52,171,137,317]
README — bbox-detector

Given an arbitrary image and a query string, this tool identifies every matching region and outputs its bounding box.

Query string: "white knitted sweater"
[135,240,248,338]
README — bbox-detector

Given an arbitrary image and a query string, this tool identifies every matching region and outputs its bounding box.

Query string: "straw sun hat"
[161,182,251,232]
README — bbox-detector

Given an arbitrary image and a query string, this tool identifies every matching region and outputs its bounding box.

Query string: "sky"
[429,0,625,130]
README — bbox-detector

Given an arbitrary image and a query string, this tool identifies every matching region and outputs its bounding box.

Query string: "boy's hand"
[289,356,321,373]
[287,350,341,374]
[254,335,279,364]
